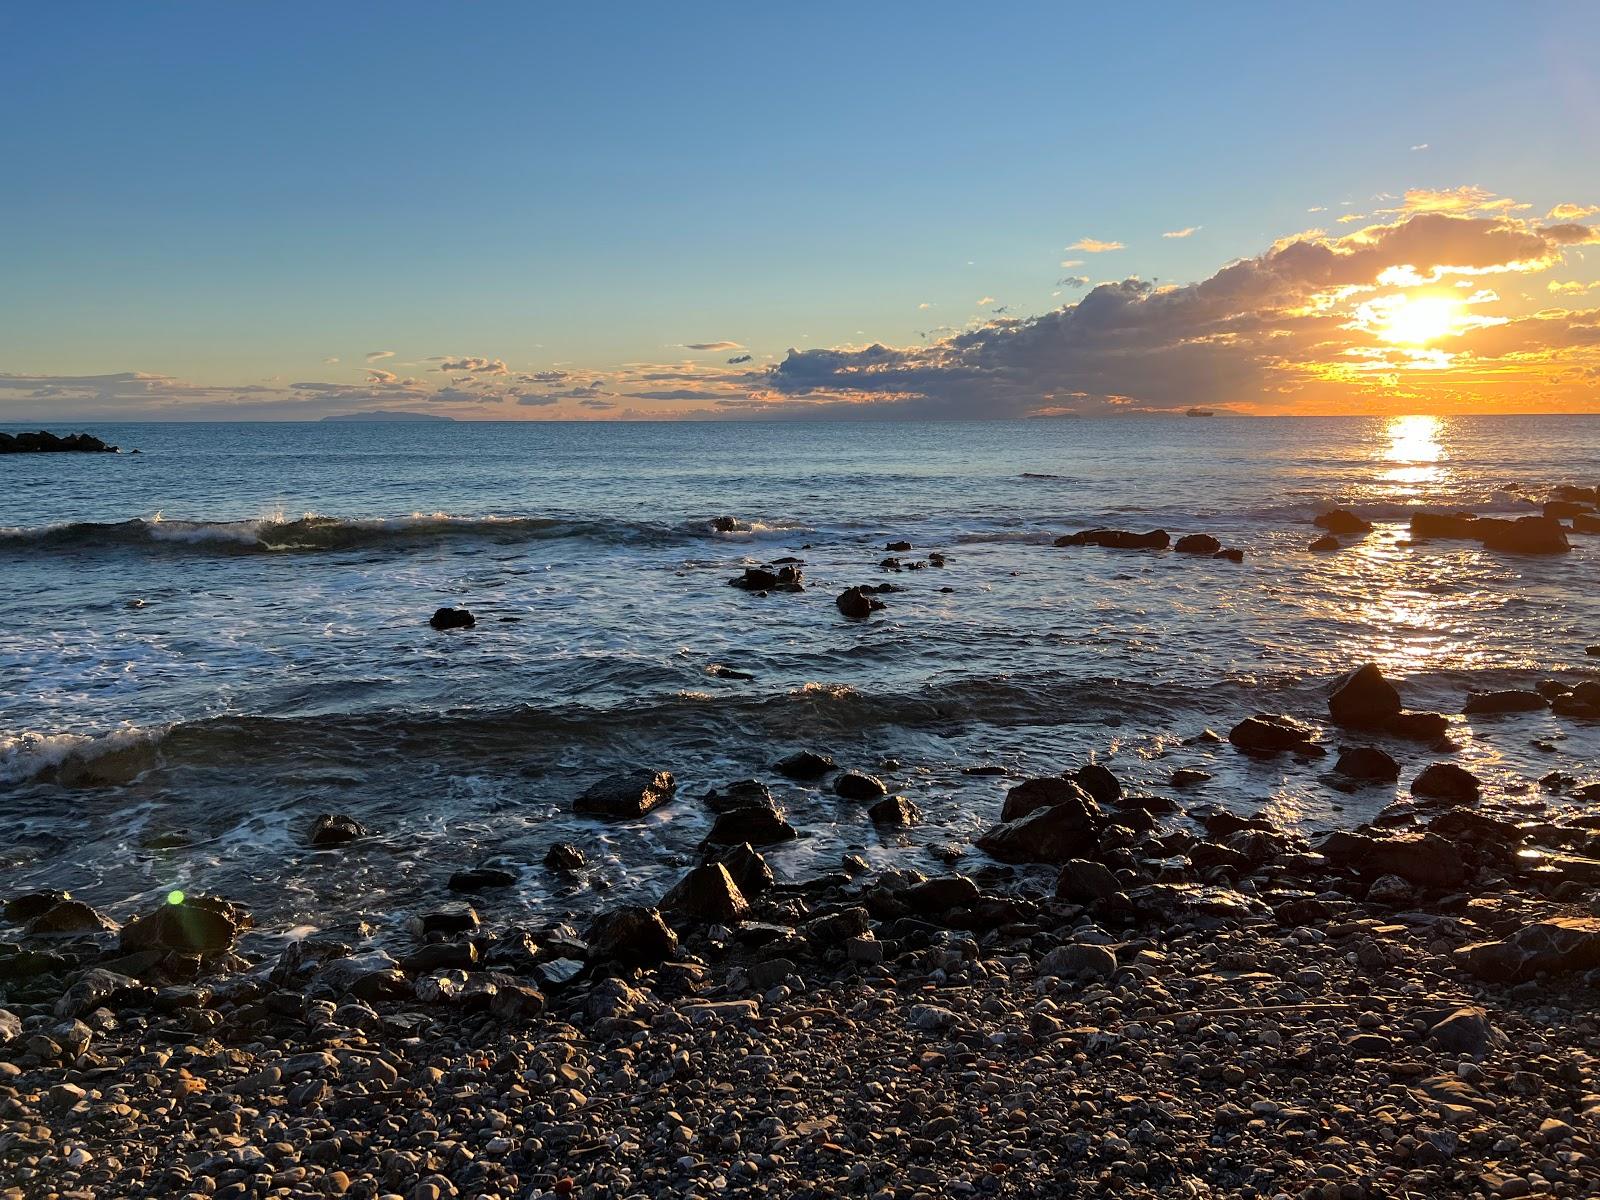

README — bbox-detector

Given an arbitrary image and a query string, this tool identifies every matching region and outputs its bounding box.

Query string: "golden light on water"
[1379,413,1447,490]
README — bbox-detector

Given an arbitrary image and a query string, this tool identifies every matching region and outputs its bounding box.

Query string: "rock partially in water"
[1411,762,1481,804]
[729,564,804,593]
[704,805,796,846]
[448,866,518,892]
[4,890,72,924]
[834,771,888,801]
[1329,663,1402,727]
[409,902,479,937]
[774,750,835,780]
[308,813,367,847]
[1053,528,1170,550]
[0,430,118,454]
[1309,534,1341,551]
[977,789,1104,864]
[1229,713,1322,756]
[1073,763,1121,806]
[1314,509,1373,535]
[836,586,886,619]
[544,842,586,871]
[662,863,750,924]
[22,899,116,937]
[1463,689,1549,715]
[868,795,922,827]
[1335,745,1400,781]
[428,606,476,631]
[703,779,777,813]
[1384,710,1451,741]
[574,769,676,820]
[588,905,679,966]
[715,842,774,897]
[1174,533,1221,554]
[120,896,246,955]
[1001,776,1096,822]
[1476,515,1570,555]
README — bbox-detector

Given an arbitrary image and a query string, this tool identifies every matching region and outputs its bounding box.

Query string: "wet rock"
[1314,509,1373,535]
[977,789,1105,864]
[4,890,72,923]
[1174,533,1221,554]
[1410,511,1480,540]
[1055,859,1121,904]
[705,804,796,845]
[544,842,586,871]
[54,968,149,1019]
[868,795,922,827]
[714,843,774,897]
[308,813,367,847]
[837,586,886,619]
[834,771,888,801]
[588,905,679,966]
[1412,762,1481,804]
[1463,689,1548,715]
[902,875,980,914]
[409,902,479,937]
[1316,830,1466,888]
[1074,763,1121,806]
[1170,767,1211,787]
[1038,942,1117,981]
[1455,917,1600,982]
[1053,528,1170,550]
[774,750,835,779]
[1336,745,1401,781]
[1213,547,1244,562]
[1002,775,1097,822]
[711,515,740,532]
[428,606,475,631]
[662,863,751,924]
[1125,883,1266,925]
[24,899,117,937]
[120,896,244,955]
[574,768,676,820]
[1309,534,1341,551]
[1476,515,1570,555]
[703,778,777,813]
[448,866,518,892]
[886,540,912,552]
[1384,710,1451,741]
[316,950,407,999]
[1329,663,1403,727]
[729,564,804,593]
[400,942,478,973]
[1229,713,1322,756]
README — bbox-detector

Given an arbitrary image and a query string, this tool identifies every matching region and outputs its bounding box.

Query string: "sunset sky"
[3,3,1599,420]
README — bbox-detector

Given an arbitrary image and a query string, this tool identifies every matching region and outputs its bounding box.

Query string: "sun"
[1378,293,1463,346]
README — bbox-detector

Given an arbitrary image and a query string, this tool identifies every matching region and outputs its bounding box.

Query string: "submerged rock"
[1314,509,1373,535]
[574,769,676,820]
[836,586,886,619]
[1053,528,1170,550]
[1174,533,1221,554]
[1463,689,1548,715]
[428,606,475,631]
[1329,663,1402,727]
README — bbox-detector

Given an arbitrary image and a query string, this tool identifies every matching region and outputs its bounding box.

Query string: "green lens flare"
[167,889,185,905]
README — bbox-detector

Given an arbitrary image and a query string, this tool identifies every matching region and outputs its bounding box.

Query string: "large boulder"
[868,795,922,827]
[1328,664,1402,727]
[1174,534,1221,554]
[774,751,835,779]
[1001,776,1096,822]
[1411,762,1481,804]
[429,607,475,631]
[1055,859,1121,904]
[120,896,246,955]
[704,805,796,846]
[1384,711,1450,742]
[574,769,676,820]
[1463,690,1548,715]
[1455,918,1600,983]
[1038,943,1117,981]
[836,587,886,619]
[977,791,1105,864]
[1073,764,1121,806]
[1335,745,1400,781]
[834,772,888,801]
[1475,516,1570,555]
[1410,512,1480,540]
[1315,831,1465,889]
[661,864,750,924]
[587,905,679,966]
[715,843,774,897]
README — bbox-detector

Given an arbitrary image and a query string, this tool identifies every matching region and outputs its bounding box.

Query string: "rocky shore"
[5,662,1600,1199]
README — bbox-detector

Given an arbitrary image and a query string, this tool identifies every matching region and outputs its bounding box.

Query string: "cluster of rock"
[0,430,119,454]
[1054,528,1244,562]
[728,559,805,594]
[1410,512,1572,555]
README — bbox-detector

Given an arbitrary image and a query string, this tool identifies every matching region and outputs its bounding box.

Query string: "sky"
[2,2,1599,421]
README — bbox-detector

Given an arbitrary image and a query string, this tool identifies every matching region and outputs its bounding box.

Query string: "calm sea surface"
[2,416,1597,937]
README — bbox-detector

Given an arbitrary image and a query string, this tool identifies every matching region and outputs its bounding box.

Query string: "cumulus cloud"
[435,357,508,374]
[1549,280,1600,295]
[1548,203,1600,221]
[1162,227,1200,239]
[683,341,742,351]
[1067,238,1124,253]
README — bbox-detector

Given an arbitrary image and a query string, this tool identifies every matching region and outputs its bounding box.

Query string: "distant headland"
[321,410,457,423]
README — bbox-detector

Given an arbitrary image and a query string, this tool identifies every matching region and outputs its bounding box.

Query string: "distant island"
[321,410,456,423]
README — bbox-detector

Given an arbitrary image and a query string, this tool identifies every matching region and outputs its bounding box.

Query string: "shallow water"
[2,415,1597,938]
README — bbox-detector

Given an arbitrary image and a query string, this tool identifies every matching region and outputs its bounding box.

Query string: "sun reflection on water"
[1379,414,1448,491]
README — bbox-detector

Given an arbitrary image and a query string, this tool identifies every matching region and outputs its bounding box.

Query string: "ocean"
[3,415,1597,940]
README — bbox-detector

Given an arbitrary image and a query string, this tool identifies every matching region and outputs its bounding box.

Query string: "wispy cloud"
[683,341,742,351]
[1410,143,1429,151]
[365,350,395,361]
[1066,238,1124,253]
[434,357,508,374]
[1161,227,1200,239]
[1548,202,1600,221]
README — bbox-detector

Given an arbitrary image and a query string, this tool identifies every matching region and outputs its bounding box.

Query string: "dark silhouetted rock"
[836,587,885,619]
[774,750,835,779]
[1309,534,1341,551]
[715,843,774,897]
[902,875,980,913]
[1170,768,1211,787]
[588,905,679,965]
[834,771,888,801]
[1213,547,1245,563]
[1001,776,1096,822]
[886,540,912,552]
[24,899,116,937]
[1229,713,1321,756]
[574,769,676,820]
[0,430,118,454]
[1316,830,1465,888]
[1055,859,1120,904]
[702,779,777,813]
[868,795,922,827]
[429,607,475,631]
[4,890,73,924]
[121,896,246,955]
[977,790,1105,864]
[1314,510,1372,535]
[1335,745,1400,781]
[1476,515,1570,554]
[410,901,479,936]
[1412,762,1481,804]
[704,805,796,846]
[661,863,750,924]
[544,843,586,871]
[1174,533,1221,554]
[1384,710,1450,741]
[448,866,518,892]
[1463,689,1548,715]
[1329,663,1402,727]
[1410,511,1480,540]
[1053,528,1170,550]
[308,813,366,847]
[1074,763,1121,806]
[1038,942,1118,980]
[729,564,803,592]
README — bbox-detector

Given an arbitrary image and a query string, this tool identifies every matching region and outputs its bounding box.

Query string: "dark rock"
[23,899,115,937]
[837,586,886,619]
[448,867,518,892]
[1174,533,1221,554]
[1329,663,1402,727]
[1213,547,1245,563]
[121,897,245,955]
[1055,859,1120,904]
[1335,745,1401,781]
[1455,917,1600,982]
[1053,528,1170,550]
[902,875,980,913]
[774,750,835,779]
[1463,689,1548,715]
[410,902,479,936]
[1309,534,1341,551]
[1002,776,1097,822]
[703,779,777,813]
[0,430,118,454]
[54,968,149,1019]
[588,905,679,966]
[1229,713,1321,756]
[1315,830,1466,888]
[661,863,750,924]
[1428,808,1521,846]
[1428,1007,1505,1057]
[308,813,366,847]
[704,805,796,846]
[429,606,475,631]
[711,515,740,532]
[1074,763,1121,806]
[1170,768,1211,787]
[1411,762,1481,804]
[4,890,72,923]
[1314,509,1373,535]
[1476,515,1570,555]
[1576,516,1600,535]
[401,943,478,973]
[729,564,803,592]
[868,795,922,827]
[715,843,774,897]
[1544,499,1592,519]
[544,843,586,871]
[834,771,888,801]
[977,790,1105,864]
[1410,511,1480,540]
[1384,710,1450,741]
[886,540,912,552]
[574,769,676,820]
[1038,942,1118,980]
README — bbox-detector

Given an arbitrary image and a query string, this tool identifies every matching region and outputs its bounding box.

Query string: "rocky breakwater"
[0,430,119,454]
[6,748,1600,1198]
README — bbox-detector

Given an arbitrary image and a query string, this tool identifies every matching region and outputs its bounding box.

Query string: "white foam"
[0,723,163,786]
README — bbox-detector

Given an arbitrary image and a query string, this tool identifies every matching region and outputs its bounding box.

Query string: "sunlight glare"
[1378,294,1462,346]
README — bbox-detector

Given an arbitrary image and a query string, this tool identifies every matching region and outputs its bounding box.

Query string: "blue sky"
[3,3,1599,418]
